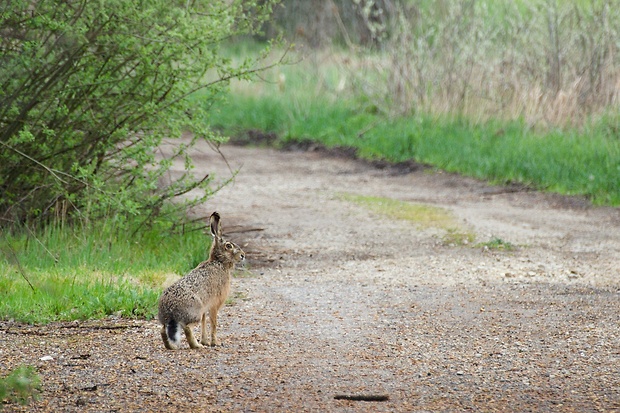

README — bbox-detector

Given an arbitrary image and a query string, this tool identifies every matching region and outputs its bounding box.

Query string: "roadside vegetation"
[0,220,210,323]
[206,0,620,206]
[0,0,275,336]
[207,90,620,205]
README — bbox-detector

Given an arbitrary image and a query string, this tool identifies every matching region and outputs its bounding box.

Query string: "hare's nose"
[240,253,246,260]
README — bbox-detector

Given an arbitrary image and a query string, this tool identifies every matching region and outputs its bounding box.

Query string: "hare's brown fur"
[157,212,245,349]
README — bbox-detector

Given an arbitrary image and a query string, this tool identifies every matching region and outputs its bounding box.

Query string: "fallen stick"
[334,394,389,402]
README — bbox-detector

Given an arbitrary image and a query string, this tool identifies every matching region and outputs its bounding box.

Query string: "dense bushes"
[0,0,275,230]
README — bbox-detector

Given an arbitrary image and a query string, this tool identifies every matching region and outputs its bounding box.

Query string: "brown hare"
[157,212,245,349]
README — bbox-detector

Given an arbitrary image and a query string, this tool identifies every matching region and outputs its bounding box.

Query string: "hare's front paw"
[203,338,221,347]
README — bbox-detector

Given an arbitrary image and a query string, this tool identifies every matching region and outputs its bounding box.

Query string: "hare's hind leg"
[161,325,174,350]
[183,324,203,349]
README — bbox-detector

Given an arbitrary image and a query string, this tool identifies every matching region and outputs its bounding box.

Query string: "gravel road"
[2,142,619,412]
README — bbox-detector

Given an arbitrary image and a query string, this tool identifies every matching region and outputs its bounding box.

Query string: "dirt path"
[3,143,620,412]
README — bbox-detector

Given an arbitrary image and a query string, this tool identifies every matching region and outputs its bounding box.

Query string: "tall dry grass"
[332,0,620,127]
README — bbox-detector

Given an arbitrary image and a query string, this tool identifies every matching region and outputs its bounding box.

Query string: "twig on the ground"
[334,394,390,402]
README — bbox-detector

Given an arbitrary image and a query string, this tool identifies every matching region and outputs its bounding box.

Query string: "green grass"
[0,221,210,323]
[203,89,620,206]
[476,237,516,251]
[339,193,459,230]
[339,193,475,244]
[340,193,521,249]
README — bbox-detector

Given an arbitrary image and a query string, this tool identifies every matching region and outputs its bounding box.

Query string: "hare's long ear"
[209,212,221,239]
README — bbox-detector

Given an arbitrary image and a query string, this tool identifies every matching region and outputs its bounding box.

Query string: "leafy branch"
[0,0,281,231]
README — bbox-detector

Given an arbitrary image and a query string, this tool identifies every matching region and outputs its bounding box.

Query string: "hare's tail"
[161,320,181,350]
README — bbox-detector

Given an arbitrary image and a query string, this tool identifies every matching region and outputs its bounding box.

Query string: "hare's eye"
[225,242,233,250]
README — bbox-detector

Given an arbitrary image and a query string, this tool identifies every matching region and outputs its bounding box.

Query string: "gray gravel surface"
[2,142,619,412]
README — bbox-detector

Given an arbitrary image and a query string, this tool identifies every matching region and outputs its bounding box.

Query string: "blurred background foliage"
[262,0,619,123]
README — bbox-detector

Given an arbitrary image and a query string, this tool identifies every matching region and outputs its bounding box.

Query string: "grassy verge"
[203,90,620,206]
[0,220,209,323]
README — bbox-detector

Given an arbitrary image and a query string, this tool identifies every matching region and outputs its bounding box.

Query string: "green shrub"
[0,366,40,409]
[0,0,276,230]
